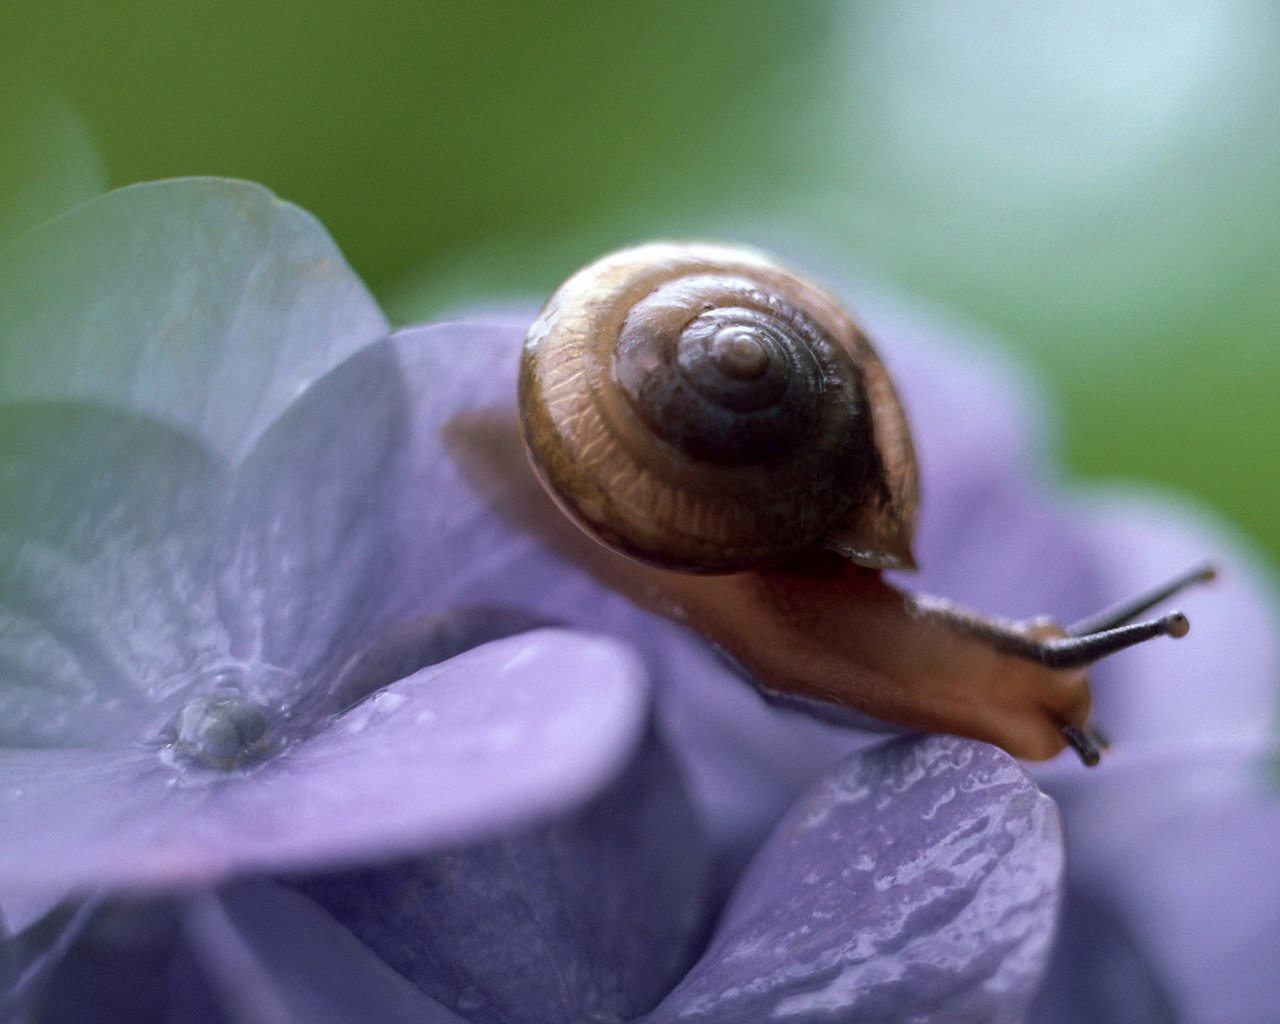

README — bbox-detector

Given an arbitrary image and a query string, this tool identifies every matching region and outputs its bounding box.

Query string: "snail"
[516,242,1213,765]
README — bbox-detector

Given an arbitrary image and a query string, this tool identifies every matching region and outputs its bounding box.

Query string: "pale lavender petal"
[298,720,711,1024]
[1042,740,1280,1024]
[0,176,393,744]
[0,339,486,747]
[377,322,599,614]
[0,630,648,907]
[175,880,469,1024]
[0,178,389,462]
[646,735,1063,1024]
[0,404,229,747]
[220,342,414,698]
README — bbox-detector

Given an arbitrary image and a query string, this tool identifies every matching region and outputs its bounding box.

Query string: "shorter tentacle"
[1061,724,1101,766]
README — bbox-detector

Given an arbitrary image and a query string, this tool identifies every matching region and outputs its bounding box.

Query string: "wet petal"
[647,735,1063,1024]
[0,630,649,914]
[298,719,711,1024]
[636,618,886,900]
[0,178,388,461]
[175,880,468,1024]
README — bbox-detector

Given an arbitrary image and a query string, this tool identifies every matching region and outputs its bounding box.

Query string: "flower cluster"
[1,179,1277,1023]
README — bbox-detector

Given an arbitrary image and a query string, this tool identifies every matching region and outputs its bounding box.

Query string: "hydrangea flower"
[1,179,1277,1024]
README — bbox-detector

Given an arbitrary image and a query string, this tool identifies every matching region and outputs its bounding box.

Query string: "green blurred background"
[4,1,1278,564]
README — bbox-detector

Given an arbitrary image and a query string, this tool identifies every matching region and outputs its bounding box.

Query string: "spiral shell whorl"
[614,274,835,465]
[519,243,918,572]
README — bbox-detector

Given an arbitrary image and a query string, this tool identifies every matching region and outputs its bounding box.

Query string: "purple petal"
[175,880,469,1024]
[20,898,176,1024]
[0,178,388,462]
[636,618,888,897]
[646,735,1063,1024]
[853,288,1280,762]
[0,630,649,912]
[1,898,101,1022]
[297,719,711,1024]
[858,292,1106,624]
[1069,494,1279,746]
[1042,740,1280,1024]
[1031,883,1180,1024]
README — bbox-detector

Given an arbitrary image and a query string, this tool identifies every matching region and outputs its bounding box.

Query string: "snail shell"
[518,242,919,573]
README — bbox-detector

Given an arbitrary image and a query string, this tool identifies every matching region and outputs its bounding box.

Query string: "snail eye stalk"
[980,611,1191,670]
[966,565,1215,671]
[1041,613,1190,669]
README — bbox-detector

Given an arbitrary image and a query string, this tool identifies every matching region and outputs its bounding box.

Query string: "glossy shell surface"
[519,242,918,573]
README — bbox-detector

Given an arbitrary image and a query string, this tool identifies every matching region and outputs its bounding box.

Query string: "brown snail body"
[516,243,1210,765]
